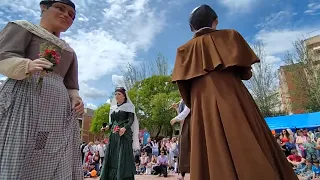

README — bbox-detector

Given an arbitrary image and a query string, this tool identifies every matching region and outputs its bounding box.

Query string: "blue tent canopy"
[265,112,320,131]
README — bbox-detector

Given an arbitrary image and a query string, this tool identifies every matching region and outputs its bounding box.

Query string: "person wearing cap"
[0,0,83,179]
[172,4,298,180]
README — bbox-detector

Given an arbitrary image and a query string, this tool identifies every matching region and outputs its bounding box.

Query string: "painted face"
[41,2,75,32]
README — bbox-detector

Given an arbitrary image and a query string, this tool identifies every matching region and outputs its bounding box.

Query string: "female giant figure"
[0,0,83,179]
[100,75,140,180]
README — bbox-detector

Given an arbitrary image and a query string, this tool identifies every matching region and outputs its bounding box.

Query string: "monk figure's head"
[189,4,218,32]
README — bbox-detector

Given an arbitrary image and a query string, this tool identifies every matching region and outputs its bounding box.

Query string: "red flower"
[113,126,120,133]
[36,43,62,92]
[45,49,51,55]
[51,50,57,56]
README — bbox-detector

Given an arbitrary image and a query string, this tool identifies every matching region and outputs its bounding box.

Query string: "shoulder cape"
[110,103,135,114]
[11,20,74,53]
[172,29,259,82]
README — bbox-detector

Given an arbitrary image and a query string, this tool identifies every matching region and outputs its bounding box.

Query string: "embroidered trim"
[12,20,74,53]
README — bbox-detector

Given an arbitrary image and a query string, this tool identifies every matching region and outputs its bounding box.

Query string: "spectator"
[296,130,307,157]
[153,151,168,177]
[287,149,305,167]
[145,158,152,175]
[151,139,159,157]
[93,151,100,172]
[97,141,106,164]
[296,159,313,180]
[140,152,149,174]
[304,136,317,160]
[143,138,153,159]
[312,160,320,179]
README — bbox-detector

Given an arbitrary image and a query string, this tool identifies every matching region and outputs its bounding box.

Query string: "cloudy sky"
[0,0,320,109]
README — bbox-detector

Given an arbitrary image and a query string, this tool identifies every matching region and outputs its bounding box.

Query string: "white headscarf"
[110,75,140,151]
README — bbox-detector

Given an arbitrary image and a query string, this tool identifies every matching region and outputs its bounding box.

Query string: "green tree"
[90,103,111,134]
[128,75,180,137]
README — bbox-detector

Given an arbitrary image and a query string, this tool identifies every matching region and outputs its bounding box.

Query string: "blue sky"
[0,0,320,109]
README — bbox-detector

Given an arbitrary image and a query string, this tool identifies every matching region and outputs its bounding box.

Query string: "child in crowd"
[83,163,97,178]
[312,160,320,179]
[287,149,305,167]
[151,155,157,175]
[134,150,141,175]
[135,162,141,175]
[296,159,313,179]
[140,152,148,174]
[145,158,152,175]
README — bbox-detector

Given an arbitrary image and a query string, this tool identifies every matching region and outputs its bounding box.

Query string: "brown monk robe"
[172,4,298,180]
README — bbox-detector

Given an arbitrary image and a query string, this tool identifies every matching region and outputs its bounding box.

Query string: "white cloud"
[266,55,281,64]
[106,99,111,104]
[305,3,320,15]
[254,28,320,55]
[255,11,296,29]
[219,0,256,13]
[80,83,108,101]
[0,0,172,106]
[252,7,320,74]
[254,9,320,58]
[86,103,98,110]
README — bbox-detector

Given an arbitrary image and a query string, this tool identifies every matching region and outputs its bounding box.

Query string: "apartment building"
[279,34,320,114]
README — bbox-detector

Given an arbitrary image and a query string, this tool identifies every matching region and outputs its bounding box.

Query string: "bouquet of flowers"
[37,43,61,91]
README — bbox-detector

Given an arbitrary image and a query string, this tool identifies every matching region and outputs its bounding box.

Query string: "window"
[78,118,82,129]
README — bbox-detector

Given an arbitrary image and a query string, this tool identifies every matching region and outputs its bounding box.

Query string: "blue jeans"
[152,150,159,157]
[317,150,320,160]
[95,162,100,171]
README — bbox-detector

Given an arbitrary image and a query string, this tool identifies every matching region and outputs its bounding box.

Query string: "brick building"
[279,64,308,114]
[279,35,320,114]
[79,108,104,143]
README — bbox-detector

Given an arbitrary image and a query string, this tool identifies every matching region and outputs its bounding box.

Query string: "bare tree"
[283,38,320,112]
[246,41,283,117]
[123,62,148,90]
[123,53,170,89]
[155,53,169,76]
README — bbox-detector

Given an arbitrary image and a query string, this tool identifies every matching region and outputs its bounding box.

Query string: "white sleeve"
[175,106,190,121]
[83,146,88,153]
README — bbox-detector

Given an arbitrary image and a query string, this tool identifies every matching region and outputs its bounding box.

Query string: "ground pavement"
[87,172,190,179]
[87,174,306,179]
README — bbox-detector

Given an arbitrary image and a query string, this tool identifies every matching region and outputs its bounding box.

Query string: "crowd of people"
[81,127,320,179]
[81,141,106,178]
[135,137,180,177]
[275,127,320,179]
[80,136,181,178]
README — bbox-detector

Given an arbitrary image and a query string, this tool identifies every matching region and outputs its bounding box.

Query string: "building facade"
[279,64,308,114]
[279,35,320,114]
[79,108,104,143]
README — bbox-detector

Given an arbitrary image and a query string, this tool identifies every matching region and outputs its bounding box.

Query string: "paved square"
[87,173,190,179]
[87,174,305,179]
